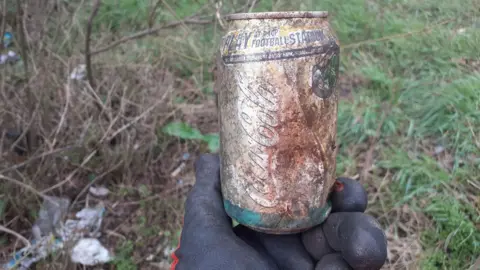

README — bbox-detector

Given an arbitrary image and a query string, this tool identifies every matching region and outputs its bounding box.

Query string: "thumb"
[182,154,233,236]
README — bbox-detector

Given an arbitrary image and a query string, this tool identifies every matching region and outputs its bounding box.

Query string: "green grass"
[3,0,477,268]
[324,0,479,268]
[113,241,137,270]
[157,0,479,268]
[132,0,478,268]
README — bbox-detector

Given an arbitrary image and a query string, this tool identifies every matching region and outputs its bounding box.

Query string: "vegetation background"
[0,0,478,269]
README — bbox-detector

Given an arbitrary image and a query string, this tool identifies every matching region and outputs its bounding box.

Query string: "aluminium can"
[215,11,340,234]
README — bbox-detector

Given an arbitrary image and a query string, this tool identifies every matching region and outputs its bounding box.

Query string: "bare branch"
[89,18,211,56]
[0,0,6,48]
[0,225,30,248]
[147,0,162,28]
[85,0,101,88]
[0,174,51,202]
[88,0,257,57]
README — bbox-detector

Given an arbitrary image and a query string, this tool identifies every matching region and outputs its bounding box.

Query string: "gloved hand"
[171,154,387,270]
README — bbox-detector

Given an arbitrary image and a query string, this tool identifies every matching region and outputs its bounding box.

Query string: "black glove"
[171,154,387,270]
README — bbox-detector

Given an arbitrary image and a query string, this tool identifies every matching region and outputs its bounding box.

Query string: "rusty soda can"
[215,11,340,234]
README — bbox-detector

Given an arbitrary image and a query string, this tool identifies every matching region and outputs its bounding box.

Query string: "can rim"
[225,11,328,21]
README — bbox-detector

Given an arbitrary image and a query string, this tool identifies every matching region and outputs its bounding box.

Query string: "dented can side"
[216,12,340,234]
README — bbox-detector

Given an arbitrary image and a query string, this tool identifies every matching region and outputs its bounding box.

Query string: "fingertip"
[341,226,387,270]
[322,213,344,251]
[322,213,384,251]
[194,153,221,188]
[255,233,315,270]
[301,226,334,260]
[195,153,220,171]
[323,213,387,270]
[315,254,352,270]
[330,177,367,213]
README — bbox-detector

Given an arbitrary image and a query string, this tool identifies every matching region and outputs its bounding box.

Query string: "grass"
[0,0,479,269]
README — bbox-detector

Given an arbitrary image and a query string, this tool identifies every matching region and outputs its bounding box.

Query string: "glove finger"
[254,231,315,270]
[183,154,233,236]
[233,225,278,267]
[330,177,368,213]
[315,254,352,270]
[301,225,334,260]
[301,178,367,260]
[323,213,387,270]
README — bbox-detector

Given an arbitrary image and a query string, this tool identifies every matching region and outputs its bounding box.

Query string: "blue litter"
[3,32,12,48]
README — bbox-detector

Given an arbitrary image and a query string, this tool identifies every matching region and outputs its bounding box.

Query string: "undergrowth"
[0,0,478,269]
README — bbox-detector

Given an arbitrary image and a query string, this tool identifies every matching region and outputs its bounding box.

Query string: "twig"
[102,92,168,143]
[41,150,98,193]
[89,18,211,56]
[15,0,39,156]
[147,0,162,28]
[341,19,454,49]
[248,0,258,12]
[0,146,73,174]
[120,181,193,206]
[85,0,101,88]
[89,0,254,57]
[52,82,71,147]
[0,0,6,48]
[160,0,191,35]
[0,225,30,248]
[71,161,123,208]
[0,174,51,202]
[15,0,29,76]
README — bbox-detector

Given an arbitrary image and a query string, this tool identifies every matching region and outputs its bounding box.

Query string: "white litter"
[70,64,86,80]
[59,202,105,241]
[70,238,113,265]
[4,197,113,269]
[89,186,110,197]
[0,50,20,65]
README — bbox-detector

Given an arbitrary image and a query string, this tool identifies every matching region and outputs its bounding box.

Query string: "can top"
[225,11,328,21]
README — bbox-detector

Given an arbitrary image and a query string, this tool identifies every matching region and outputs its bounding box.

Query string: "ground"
[0,0,479,269]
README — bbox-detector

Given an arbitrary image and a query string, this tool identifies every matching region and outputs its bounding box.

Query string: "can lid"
[225,11,328,21]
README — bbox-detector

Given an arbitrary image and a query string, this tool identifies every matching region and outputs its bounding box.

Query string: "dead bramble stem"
[89,17,212,56]
[0,225,30,248]
[0,174,53,203]
[0,0,6,48]
[85,0,101,89]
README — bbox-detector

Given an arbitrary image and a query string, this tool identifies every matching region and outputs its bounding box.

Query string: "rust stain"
[264,71,328,218]
[218,12,339,233]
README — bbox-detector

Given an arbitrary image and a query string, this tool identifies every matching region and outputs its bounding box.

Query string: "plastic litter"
[4,236,63,270]
[4,196,112,269]
[3,32,12,48]
[434,145,445,155]
[0,51,20,65]
[89,186,110,197]
[70,64,86,81]
[70,238,112,265]
[171,152,191,177]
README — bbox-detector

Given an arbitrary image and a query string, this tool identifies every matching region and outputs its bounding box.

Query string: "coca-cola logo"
[235,73,280,207]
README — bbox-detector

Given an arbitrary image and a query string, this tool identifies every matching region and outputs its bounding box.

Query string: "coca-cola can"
[215,11,340,234]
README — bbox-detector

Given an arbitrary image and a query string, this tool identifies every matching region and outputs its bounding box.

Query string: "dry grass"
[1,0,479,269]
[0,1,219,268]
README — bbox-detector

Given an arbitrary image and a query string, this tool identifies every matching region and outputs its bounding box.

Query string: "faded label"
[221,26,335,64]
[234,71,280,207]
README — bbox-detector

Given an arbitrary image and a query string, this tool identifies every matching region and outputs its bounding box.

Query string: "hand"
[171,154,387,270]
